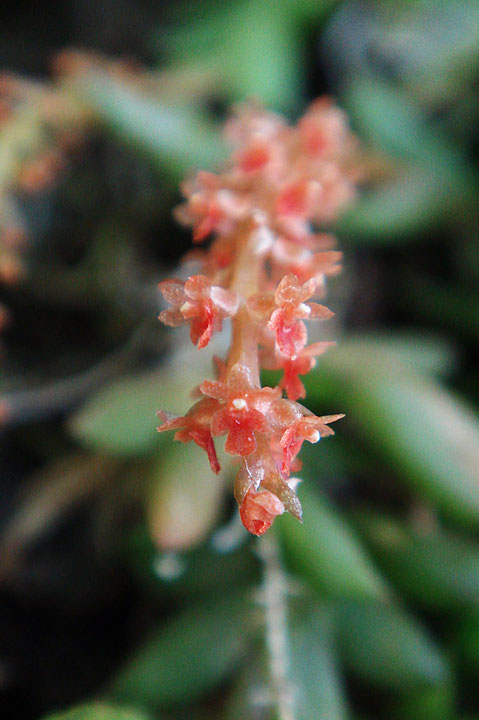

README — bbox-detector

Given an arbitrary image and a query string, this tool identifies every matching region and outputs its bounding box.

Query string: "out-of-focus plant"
[0,0,477,719]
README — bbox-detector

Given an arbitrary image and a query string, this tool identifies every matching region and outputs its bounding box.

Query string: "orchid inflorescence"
[157,99,358,536]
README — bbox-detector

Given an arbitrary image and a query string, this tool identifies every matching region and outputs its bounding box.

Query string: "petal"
[200,379,230,401]
[227,363,255,391]
[301,341,336,357]
[210,285,240,316]
[246,293,275,321]
[225,428,257,456]
[239,489,285,536]
[159,308,187,327]
[189,429,220,474]
[210,407,230,436]
[156,412,186,433]
[308,302,335,319]
[318,413,345,425]
[158,278,186,306]
[273,319,308,357]
[276,181,309,217]
[184,274,211,299]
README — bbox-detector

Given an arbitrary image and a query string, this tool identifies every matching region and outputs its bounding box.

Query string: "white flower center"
[232,398,248,410]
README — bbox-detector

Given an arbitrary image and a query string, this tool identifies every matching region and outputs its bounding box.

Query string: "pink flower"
[158,275,239,349]
[175,171,249,243]
[200,363,280,456]
[248,274,333,357]
[239,487,285,536]
[277,341,336,400]
[157,99,357,536]
[157,398,220,473]
[280,413,344,475]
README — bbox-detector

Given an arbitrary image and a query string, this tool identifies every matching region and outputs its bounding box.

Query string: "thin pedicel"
[158,99,358,535]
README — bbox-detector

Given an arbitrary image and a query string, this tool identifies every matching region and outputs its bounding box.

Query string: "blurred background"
[0,0,478,718]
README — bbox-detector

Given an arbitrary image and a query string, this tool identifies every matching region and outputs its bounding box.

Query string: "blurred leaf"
[336,601,450,688]
[159,0,338,111]
[279,484,389,600]
[393,1,479,104]
[46,704,152,720]
[223,600,348,720]
[147,442,226,550]
[354,511,479,610]
[290,604,349,720]
[304,341,479,526]
[390,684,454,720]
[340,164,458,241]
[340,78,478,240]
[221,3,301,109]
[336,332,457,377]
[76,73,227,176]
[68,367,196,456]
[345,78,432,160]
[109,591,251,709]
[68,370,164,455]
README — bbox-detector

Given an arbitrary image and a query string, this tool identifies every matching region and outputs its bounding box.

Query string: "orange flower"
[239,488,285,536]
[158,275,239,349]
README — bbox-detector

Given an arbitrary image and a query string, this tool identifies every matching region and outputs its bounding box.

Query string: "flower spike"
[158,99,358,535]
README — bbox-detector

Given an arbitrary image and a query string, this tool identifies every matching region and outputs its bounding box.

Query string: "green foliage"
[280,484,388,600]
[355,511,479,610]
[109,592,251,710]
[303,339,479,526]
[10,0,479,718]
[45,704,153,720]
[336,601,450,688]
[289,605,349,720]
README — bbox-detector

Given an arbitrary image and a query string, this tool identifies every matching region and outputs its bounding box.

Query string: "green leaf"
[290,604,349,720]
[68,370,163,455]
[109,591,251,709]
[339,164,456,241]
[224,600,349,720]
[340,79,478,240]
[304,341,479,526]
[390,684,454,720]
[456,608,479,674]
[336,601,449,688]
[76,73,227,176]
[354,511,479,610]
[159,0,307,111]
[68,367,195,456]
[279,484,388,600]
[45,703,152,720]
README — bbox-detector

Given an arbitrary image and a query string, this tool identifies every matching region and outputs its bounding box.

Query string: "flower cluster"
[158,100,357,535]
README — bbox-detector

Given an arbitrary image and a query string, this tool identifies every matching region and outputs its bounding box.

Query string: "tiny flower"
[277,341,335,400]
[200,363,280,455]
[248,274,333,357]
[271,240,343,285]
[235,136,271,173]
[175,171,249,242]
[298,98,349,158]
[239,487,285,536]
[158,275,239,349]
[280,413,344,475]
[157,398,220,473]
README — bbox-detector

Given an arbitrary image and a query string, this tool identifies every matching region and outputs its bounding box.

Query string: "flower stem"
[226,225,261,384]
[257,532,296,720]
